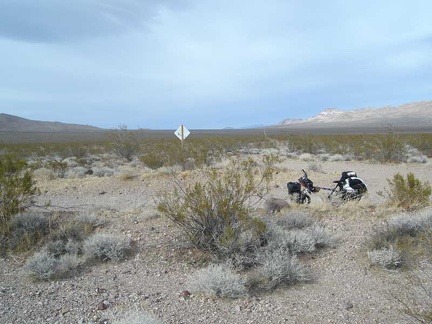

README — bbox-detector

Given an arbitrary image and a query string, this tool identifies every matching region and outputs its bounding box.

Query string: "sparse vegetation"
[8,212,49,251]
[157,156,275,260]
[255,249,310,291]
[384,172,431,210]
[25,249,58,281]
[83,232,132,262]
[187,263,248,299]
[2,129,432,322]
[365,210,432,269]
[0,154,39,238]
[108,125,141,161]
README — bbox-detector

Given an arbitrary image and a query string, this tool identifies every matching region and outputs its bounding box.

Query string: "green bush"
[0,154,38,236]
[386,172,431,210]
[157,156,275,259]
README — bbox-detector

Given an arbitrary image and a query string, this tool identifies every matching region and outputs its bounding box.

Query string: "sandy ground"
[1,156,431,323]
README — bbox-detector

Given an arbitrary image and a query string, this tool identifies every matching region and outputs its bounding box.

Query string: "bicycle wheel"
[327,187,346,206]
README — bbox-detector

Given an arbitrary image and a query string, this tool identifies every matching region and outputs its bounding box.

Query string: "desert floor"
[1,156,432,324]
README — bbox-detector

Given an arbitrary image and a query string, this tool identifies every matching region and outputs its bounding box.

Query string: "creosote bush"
[0,154,38,237]
[157,156,276,259]
[385,172,431,210]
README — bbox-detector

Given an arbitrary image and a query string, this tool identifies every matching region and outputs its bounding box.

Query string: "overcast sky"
[1,1,431,129]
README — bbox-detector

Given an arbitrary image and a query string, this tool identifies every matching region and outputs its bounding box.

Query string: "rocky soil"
[1,157,432,324]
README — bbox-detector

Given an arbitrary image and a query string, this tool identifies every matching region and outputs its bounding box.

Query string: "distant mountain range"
[0,113,101,132]
[276,101,432,131]
[1,101,432,136]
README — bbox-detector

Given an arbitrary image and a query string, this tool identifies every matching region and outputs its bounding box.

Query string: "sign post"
[174,124,190,147]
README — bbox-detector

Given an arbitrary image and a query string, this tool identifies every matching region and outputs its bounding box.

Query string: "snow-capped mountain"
[277,101,432,130]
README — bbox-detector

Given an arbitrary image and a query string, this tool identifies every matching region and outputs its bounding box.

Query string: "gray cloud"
[0,0,186,43]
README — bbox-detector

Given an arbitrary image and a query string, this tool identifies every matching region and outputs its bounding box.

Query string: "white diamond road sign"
[175,125,190,141]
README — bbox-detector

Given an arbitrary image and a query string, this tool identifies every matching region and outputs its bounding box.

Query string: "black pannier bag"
[340,171,357,182]
[348,177,368,193]
[287,182,301,195]
[299,176,315,192]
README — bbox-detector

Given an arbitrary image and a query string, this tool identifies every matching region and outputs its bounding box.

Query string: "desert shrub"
[113,311,162,324]
[385,172,431,210]
[33,167,56,180]
[65,166,89,178]
[25,249,82,281]
[92,167,115,177]
[45,238,82,258]
[45,239,70,258]
[83,233,131,262]
[328,154,345,162]
[75,212,105,232]
[255,249,310,291]
[367,245,402,269]
[157,156,275,259]
[390,269,432,323]
[265,223,336,255]
[308,161,324,173]
[51,220,88,243]
[108,125,141,161]
[8,212,49,251]
[187,263,247,298]
[264,197,289,213]
[365,210,432,268]
[45,160,68,178]
[373,128,407,163]
[299,153,314,161]
[139,152,165,170]
[0,154,38,236]
[276,211,314,230]
[56,253,82,275]
[118,166,139,180]
[25,250,57,281]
